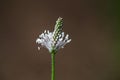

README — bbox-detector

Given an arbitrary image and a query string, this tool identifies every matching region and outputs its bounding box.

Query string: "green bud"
[53,17,63,43]
[55,17,63,30]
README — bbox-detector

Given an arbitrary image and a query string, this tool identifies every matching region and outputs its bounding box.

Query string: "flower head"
[36,17,71,53]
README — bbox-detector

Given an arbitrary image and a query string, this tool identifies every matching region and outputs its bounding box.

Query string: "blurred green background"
[0,0,120,80]
[111,0,120,79]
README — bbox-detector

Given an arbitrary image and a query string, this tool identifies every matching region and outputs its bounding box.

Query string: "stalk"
[51,50,56,80]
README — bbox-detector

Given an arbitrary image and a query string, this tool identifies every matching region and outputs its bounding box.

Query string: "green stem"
[51,51,56,80]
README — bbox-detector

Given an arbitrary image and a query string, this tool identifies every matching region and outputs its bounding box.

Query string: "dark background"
[0,0,120,80]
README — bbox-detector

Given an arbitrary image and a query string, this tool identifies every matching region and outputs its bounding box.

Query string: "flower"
[36,17,71,53]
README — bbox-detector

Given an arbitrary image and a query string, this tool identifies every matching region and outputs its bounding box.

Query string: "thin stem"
[51,51,56,80]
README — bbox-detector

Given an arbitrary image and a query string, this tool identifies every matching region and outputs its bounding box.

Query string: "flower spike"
[36,17,71,53]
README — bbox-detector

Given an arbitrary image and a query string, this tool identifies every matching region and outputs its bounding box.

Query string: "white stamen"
[38,47,40,50]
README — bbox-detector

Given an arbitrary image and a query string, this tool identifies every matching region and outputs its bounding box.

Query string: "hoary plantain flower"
[36,17,71,80]
[36,17,71,53]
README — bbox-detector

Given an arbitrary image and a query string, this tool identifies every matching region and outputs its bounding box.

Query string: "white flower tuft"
[36,30,71,52]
